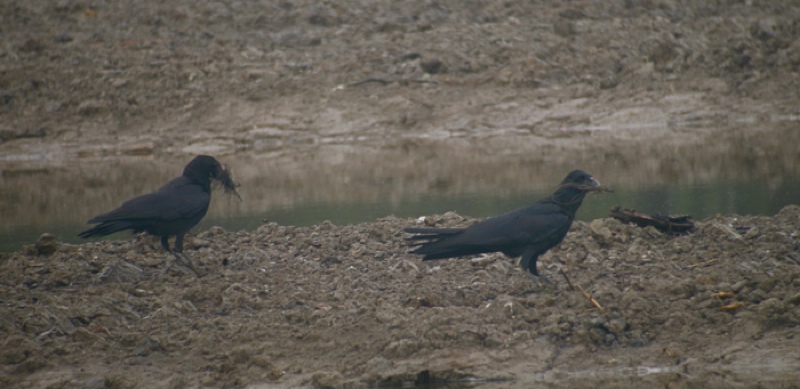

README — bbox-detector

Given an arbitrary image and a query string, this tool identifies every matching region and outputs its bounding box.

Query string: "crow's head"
[184,155,241,199]
[560,170,602,192]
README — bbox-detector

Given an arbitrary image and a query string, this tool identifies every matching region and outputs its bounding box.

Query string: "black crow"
[404,170,601,277]
[79,155,239,272]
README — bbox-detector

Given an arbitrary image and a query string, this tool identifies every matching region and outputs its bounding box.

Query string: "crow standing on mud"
[79,155,239,273]
[404,170,601,277]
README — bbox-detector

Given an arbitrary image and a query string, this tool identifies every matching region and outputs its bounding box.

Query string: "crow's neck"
[184,171,212,193]
[548,186,587,216]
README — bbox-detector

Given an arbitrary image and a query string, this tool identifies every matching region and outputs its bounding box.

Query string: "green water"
[2,118,798,253]
[202,176,798,232]
[2,174,798,253]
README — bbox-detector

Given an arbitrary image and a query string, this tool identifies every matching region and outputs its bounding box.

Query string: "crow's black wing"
[455,201,571,251]
[89,178,209,223]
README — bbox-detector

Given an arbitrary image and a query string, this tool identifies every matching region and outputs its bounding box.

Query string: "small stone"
[553,19,574,36]
[589,219,613,245]
[72,327,99,343]
[35,233,59,255]
[77,99,107,116]
[383,339,418,358]
[135,337,162,357]
[786,292,800,305]
[19,39,45,53]
[96,260,144,284]
[83,378,106,389]
[55,33,73,43]
[744,226,760,239]
[311,371,343,389]
[751,19,777,41]
[420,59,446,74]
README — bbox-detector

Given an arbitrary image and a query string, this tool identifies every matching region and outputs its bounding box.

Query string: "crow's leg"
[518,252,537,276]
[161,234,204,277]
[522,269,553,287]
[160,236,171,252]
[161,252,203,277]
[519,250,553,289]
[174,234,185,253]
[174,251,205,277]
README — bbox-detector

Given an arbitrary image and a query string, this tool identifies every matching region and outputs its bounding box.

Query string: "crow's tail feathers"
[78,220,138,239]
[403,227,475,261]
[403,227,464,241]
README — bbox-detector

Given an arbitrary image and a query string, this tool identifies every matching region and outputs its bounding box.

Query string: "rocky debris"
[1,206,799,387]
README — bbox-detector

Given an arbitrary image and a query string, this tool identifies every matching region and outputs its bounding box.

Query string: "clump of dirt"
[1,206,799,387]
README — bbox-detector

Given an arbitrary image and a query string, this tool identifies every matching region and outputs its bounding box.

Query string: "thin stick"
[687,258,719,269]
[576,284,604,310]
[345,77,438,88]
[560,269,604,310]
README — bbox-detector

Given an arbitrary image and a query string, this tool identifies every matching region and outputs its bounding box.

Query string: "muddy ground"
[2,0,800,388]
[2,207,800,388]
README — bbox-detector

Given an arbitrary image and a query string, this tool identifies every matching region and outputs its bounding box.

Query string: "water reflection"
[1,121,798,252]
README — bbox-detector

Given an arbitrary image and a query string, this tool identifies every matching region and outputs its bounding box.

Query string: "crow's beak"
[589,177,601,188]
[212,168,224,181]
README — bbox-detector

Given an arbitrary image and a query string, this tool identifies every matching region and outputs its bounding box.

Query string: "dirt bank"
[2,0,799,159]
